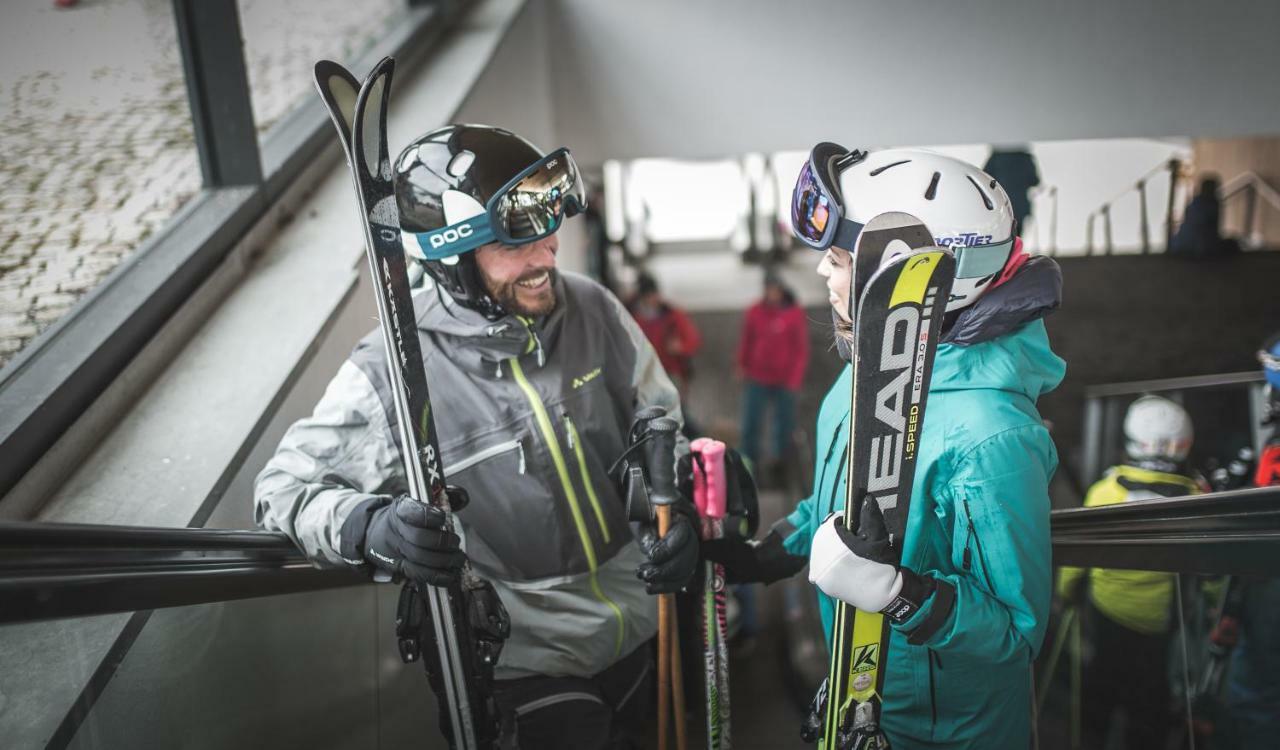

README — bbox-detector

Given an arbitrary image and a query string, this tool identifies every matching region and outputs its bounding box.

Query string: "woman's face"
[816,246,853,323]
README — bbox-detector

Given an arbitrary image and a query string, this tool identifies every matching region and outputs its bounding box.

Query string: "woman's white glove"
[809,509,903,612]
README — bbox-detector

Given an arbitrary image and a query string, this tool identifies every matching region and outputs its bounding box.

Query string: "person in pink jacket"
[736,273,809,475]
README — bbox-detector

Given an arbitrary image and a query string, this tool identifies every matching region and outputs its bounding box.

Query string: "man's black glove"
[701,529,806,585]
[340,493,466,587]
[636,514,700,594]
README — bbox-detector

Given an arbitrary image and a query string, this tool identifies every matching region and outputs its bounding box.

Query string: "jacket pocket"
[957,496,997,595]
[447,439,526,476]
[449,433,582,582]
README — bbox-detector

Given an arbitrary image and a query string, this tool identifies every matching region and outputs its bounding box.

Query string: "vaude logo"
[572,366,603,389]
[429,223,474,249]
[934,232,992,248]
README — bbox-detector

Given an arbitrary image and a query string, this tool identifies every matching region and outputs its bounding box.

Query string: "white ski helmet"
[1124,395,1194,463]
[837,149,1016,312]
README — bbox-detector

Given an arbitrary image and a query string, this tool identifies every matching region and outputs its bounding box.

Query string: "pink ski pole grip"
[703,440,727,520]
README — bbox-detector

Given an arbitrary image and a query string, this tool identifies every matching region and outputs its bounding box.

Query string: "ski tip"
[364,56,397,86]
[313,59,359,90]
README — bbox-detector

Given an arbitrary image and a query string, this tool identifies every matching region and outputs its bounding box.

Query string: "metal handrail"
[5,482,1280,628]
[1085,157,1185,255]
[1083,370,1264,400]
[1052,485,1280,576]
[1219,171,1280,249]
[0,520,363,625]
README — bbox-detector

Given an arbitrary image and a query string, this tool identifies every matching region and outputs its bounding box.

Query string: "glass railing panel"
[0,1,199,369]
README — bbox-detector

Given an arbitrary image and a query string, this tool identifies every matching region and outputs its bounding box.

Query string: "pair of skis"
[313,58,506,749]
[806,213,956,749]
[691,438,732,749]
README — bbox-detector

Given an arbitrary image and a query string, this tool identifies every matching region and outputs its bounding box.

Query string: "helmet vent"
[447,150,475,178]
[966,175,995,210]
[869,159,910,177]
[925,171,941,200]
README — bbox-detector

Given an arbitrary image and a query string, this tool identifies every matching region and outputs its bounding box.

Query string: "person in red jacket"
[627,272,702,399]
[736,273,809,474]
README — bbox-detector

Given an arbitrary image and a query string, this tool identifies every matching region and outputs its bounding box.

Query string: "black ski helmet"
[394,124,545,320]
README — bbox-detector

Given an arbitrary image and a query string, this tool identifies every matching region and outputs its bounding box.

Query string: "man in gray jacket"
[255,125,699,748]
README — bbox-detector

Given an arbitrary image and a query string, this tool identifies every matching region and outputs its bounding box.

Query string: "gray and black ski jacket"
[255,271,680,679]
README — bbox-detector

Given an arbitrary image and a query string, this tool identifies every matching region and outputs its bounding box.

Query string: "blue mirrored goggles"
[406,147,586,260]
[791,142,867,251]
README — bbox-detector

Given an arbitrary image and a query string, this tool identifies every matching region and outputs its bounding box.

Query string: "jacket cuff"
[338,496,392,567]
[895,574,957,646]
[880,568,936,624]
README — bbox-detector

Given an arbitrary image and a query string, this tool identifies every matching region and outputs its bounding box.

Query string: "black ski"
[313,57,503,750]
[808,213,955,749]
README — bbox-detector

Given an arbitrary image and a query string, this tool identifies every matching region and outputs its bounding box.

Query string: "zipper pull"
[495,361,503,379]
[962,498,975,571]
[517,442,526,474]
[562,411,576,450]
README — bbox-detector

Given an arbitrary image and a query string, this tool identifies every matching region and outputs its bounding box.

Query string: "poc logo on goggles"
[430,223,475,249]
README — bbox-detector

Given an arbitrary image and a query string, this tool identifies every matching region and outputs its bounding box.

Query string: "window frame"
[0,0,463,501]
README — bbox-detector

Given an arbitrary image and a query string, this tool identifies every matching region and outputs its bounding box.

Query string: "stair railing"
[1085,157,1185,255]
[1219,171,1280,249]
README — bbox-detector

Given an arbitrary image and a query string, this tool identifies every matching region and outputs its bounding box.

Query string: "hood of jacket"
[414,272,572,375]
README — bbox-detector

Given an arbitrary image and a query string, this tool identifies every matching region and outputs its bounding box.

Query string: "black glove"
[341,493,466,587]
[701,529,806,585]
[636,513,700,594]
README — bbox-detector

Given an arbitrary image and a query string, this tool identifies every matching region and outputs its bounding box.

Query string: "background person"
[735,272,809,481]
[1058,395,1202,750]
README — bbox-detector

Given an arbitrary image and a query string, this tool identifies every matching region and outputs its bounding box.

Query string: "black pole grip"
[630,405,668,445]
[645,416,680,507]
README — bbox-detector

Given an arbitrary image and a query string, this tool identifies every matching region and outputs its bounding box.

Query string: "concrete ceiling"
[459,0,1280,167]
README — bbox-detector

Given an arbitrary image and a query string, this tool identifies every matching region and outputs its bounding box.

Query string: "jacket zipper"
[508,355,625,657]
[928,649,941,732]
[812,415,844,508]
[961,497,996,592]
[563,411,612,544]
[828,444,849,518]
[445,440,526,476]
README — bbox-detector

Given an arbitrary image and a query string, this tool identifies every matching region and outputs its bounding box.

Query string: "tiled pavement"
[0,0,403,369]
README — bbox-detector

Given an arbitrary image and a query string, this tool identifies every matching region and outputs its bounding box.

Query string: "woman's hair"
[833,317,853,346]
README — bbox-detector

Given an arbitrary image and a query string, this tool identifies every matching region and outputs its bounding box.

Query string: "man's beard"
[485,266,559,317]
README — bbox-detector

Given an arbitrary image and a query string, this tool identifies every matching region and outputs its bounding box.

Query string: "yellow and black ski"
[808,212,954,749]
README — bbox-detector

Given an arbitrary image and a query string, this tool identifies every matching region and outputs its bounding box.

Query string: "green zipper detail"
[564,415,612,544]
[518,316,537,354]
[508,356,625,656]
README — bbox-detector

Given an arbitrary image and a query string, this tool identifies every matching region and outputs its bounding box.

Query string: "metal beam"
[172,0,262,187]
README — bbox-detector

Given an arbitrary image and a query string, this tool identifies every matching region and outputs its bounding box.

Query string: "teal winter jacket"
[781,258,1066,748]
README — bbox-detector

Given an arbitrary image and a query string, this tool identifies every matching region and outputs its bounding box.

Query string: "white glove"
[809,511,903,612]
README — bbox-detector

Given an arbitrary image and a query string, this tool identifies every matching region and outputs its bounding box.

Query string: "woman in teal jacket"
[707,147,1065,748]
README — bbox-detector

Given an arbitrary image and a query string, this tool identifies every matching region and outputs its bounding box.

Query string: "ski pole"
[646,417,688,750]
[1036,605,1077,716]
[692,438,731,749]
[1069,605,1082,750]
